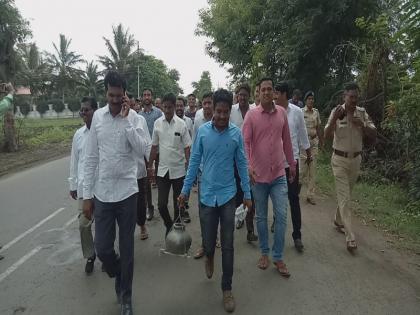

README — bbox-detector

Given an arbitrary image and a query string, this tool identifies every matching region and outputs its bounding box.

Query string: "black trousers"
[286,160,302,240]
[94,194,137,303]
[137,178,147,226]
[157,172,185,230]
[234,165,255,232]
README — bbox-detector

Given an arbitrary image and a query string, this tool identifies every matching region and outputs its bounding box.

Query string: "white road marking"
[0,207,65,253]
[0,213,78,283]
[0,246,43,283]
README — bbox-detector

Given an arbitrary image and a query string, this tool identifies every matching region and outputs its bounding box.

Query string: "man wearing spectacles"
[69,96,98,274]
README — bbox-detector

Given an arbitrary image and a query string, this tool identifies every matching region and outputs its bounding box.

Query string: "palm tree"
[16,43,51,102]
[46,34,84,102]
[98,24,139,74]
[78,61,103,97]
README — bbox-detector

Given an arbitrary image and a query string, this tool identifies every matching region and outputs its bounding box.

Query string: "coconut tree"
[46,34,84,102]
[78,61,103,98]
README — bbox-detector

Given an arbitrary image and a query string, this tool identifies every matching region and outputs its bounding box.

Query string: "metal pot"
[165,222,192,255]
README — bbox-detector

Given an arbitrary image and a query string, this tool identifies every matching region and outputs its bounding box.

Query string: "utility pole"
[137,42,140,98]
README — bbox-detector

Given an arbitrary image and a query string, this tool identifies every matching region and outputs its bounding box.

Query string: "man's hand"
[288,167,296,183]
[121,94,131,118]
[249,168,257,185]
[69,190,78,200]
[83,199,94,220]
[332,105,345,122]
[243,199,252,210]
[147,168,154,181]
[178,193,187,209]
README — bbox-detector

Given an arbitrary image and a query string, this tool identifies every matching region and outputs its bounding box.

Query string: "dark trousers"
[94,194,137,303]
[234,165,255,232]
[200,197,236,291]
[286,160,302,240]
[137,178,147,226]
[157,172,184,230]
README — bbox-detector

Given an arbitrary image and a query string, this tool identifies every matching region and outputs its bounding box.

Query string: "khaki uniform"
[325,104,375,242]
[300,106,321,199]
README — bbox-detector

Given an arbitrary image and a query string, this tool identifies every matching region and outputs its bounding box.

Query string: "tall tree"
[46,34,84,101]
[0,0,31,81]
[78,61,103,98]
[98,24,137,73]
[191,71,213,99]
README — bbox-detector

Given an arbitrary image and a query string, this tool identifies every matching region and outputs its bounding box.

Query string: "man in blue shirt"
[178,89,252,314]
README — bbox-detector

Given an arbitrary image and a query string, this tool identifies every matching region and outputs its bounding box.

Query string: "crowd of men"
[68,70,376,314]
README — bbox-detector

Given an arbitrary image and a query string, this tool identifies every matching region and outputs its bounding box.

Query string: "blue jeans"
[252,176,288,262]
[199,197,235,291]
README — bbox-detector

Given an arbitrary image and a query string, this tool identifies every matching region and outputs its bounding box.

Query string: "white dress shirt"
[182,115,193,138]
[137,114,152,179]
[83,105,148,202]
[192,108,210,142]
[152,115,192,179]
[68,125,89,198]
[230,103,256,130]
[286,103,311,161]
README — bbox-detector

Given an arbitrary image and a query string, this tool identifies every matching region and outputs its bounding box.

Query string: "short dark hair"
[274,81,290,98]
[258,77,274,87]
[304,91,315,101]
[202,91,213,100]
[187,93,196,99]
[143,88,153,95]
[292,89,302,98]
[162,93,176,105]
[176,96,186,106]
[213,89,233,110]
[81,96,98,110]
[236,83,251,95]
[104,70,127,92]
[344,82,360,92]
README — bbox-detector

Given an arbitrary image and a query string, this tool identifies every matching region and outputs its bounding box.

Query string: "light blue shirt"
[182,121,251,207]
[138,106,162,137]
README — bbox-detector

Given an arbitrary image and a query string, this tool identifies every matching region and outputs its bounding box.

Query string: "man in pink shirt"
[242,77,296,277]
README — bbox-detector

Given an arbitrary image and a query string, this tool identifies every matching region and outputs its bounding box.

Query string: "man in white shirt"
[176,96,193,137]
[230,83,258,242]
[148,93,192,234]
[274,82,312,252]
[68,96,97,274]
[83,71,148,315]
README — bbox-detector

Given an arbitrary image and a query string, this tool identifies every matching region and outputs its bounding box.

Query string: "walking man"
[242,78,296,276]
[300,91,323,205]
[148,93,192,233]
[176,96,193,137]
[185,93,197,122]
[179,89,252,313]
[69,96,98,274]
[274,82,311,252]
[139,88,162,220]
[324,82,376,252]
[83,71,148,315]
[230,83,258,242]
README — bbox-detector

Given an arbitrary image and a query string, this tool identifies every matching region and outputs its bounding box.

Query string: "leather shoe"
[85,255,95,274]
[146,208,154,221]
[183,210,191,223]
[247,231,258,242]
[294,239,304,252]
[121,302,133,315]
[205,256,214,279]
[223,291,236,313]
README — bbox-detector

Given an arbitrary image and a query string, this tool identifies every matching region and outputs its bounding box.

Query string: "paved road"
[0,157,419,315]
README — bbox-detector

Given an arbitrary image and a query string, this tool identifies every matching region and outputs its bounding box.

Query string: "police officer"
[300,91,323,205]
[324,82,376,252]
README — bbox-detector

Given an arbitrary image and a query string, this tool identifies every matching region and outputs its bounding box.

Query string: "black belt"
[334,149,361,158]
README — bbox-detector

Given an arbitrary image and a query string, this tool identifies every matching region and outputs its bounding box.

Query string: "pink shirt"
[242,104,296,184]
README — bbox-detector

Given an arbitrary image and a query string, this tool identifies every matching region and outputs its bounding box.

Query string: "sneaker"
[247,231,258,242]
[183,211,191,223]
[205,256,214,279]
[294,239,304,252]
[223,291,236,313]
[85,256,95,274]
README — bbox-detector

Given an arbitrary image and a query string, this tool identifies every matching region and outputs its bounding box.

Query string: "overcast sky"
[15,0,229,93]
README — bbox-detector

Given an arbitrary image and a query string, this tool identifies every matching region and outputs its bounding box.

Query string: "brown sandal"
[273,260,291,278]
[257,255,269,270]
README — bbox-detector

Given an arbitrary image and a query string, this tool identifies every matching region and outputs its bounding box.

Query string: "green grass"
[316,150,420,248]
[5,118,83,149]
